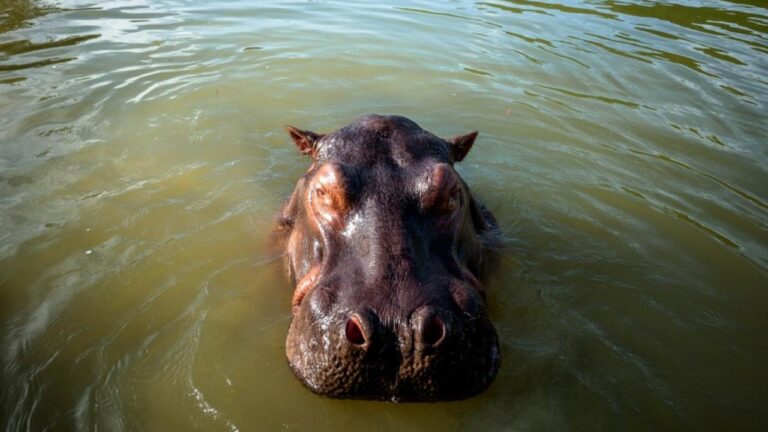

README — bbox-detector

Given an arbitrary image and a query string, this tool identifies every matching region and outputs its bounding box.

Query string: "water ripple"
[1,0,767,430]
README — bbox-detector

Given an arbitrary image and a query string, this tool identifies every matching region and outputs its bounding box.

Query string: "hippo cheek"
[442,282,501,397]
[432,317,500,399]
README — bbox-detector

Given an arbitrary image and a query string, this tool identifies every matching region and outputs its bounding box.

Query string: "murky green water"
[1,0,767,430]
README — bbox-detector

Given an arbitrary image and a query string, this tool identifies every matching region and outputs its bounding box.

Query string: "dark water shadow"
[0,0,59,34]
[0,1,101,83]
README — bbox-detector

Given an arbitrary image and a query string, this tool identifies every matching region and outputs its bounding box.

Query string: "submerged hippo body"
[276,114,500,401]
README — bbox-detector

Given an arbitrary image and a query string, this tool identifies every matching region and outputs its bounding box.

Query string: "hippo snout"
[285,282,500,401]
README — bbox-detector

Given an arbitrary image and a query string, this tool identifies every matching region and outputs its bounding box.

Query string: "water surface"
[1,0,767,430]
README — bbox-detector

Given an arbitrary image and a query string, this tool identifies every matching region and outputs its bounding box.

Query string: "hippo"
[275,114,500,401]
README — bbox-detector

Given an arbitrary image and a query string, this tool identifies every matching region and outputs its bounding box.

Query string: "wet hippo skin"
[275,114,501,401]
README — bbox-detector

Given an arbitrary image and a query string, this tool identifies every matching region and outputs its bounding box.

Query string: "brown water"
[1,0,767,430]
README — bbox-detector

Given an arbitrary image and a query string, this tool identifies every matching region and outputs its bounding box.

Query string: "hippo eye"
[437,186,462,215]
[314,186,329,202]
[313,185,339,209]
[421,164,463,216]
[447,187,461,210]
[309,163,349,227]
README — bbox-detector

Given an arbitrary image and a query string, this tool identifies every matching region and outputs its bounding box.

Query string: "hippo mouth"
[276,115,501,401]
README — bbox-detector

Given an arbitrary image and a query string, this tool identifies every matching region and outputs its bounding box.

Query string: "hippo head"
[277,115,500,401]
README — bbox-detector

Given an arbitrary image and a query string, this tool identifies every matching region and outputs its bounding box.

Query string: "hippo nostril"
[345,315,367,346]
[421,315,446,346]
[414,308,447,348]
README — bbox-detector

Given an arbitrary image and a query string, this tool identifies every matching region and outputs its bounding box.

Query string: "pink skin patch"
[292,265,321,315]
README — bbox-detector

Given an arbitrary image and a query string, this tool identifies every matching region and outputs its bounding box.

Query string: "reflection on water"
[0,0,57,33]
[1,0,767,430]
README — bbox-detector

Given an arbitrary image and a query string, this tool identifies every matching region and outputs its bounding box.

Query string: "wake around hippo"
[275,114,501,401]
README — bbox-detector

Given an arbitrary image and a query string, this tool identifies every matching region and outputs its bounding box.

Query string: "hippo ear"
[446,131,478,162]
[286,126,324,157]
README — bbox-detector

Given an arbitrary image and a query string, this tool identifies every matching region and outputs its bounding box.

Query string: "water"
[1,0,766,430]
